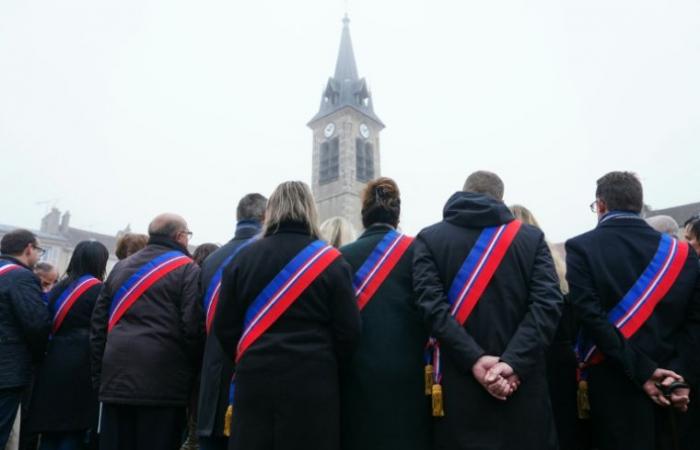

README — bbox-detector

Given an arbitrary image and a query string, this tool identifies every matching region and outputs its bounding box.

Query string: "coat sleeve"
[10,273,50,359]
[328,258,361,367]
[179,263,205,368]
[412,233,485,374]
[566,239,657,387]
[500,235,564,379]
[89,280,111,389]
[667,255,700,386]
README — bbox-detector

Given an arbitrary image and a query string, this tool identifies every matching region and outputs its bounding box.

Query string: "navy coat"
[196,220,260,438]
[0,256,50,389]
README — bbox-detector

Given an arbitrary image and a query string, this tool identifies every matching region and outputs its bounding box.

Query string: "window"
[319,138,339,184]
[356,139,374,182]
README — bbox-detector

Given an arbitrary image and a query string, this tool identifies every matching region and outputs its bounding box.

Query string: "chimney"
[40,208,61,234]
[60,211,71,234]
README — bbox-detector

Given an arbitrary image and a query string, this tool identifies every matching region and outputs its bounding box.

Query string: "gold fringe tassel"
[424,364,434,396]
[223,404,233,437]
[577,380,590,420]
[431,384,445,417]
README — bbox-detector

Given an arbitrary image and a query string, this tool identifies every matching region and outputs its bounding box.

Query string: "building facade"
[308,15,384,232]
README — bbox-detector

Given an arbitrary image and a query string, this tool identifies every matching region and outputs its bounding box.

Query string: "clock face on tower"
[360,123,370,138]
[324,122,336,138]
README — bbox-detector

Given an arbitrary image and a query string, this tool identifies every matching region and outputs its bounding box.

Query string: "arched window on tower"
[356,139,374,182]
[320,138,340,185]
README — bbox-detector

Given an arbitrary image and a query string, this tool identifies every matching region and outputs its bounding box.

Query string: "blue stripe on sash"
[52,274,95,319]
[447,225,500,309]
[203,238,256,314]
[243,240,328,329]
[352,229,400,293]
[109,251,185,318]
[608,234,674,328]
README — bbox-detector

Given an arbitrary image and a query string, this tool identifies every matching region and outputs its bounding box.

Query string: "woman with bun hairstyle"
[339,177,431,450]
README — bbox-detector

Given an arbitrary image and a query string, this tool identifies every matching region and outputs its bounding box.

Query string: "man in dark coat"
[90,213,204,450]
[0,229,50,448]
[413,171,564,450]
[566,172,700,450]
[197,193,267,450]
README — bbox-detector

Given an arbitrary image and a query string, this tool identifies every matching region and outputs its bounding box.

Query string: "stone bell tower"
[308,15,384,233]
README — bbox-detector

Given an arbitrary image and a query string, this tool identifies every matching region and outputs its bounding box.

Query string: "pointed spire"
[334,14,359,82]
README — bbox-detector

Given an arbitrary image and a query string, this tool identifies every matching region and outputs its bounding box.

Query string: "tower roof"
[308,15,384,127]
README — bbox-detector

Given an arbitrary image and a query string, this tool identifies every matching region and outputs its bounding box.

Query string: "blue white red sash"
[428,220,522,385]
[0,261,22,276]
[353,230,413,311]
[235,240,340,362]
[108,251,192,332]
[52,275,102,333]
[577,234,689,365]
[203,238,256,334]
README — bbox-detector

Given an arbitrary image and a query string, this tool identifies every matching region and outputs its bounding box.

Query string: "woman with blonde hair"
[339,177,431,450]
[509,204,577,450]
[212,181,361,450]
[320,216,357,248]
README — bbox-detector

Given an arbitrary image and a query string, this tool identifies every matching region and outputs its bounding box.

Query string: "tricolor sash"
[108,251,192,332]
[0,261,22,276]
[353,230,413,310]
[577,234,689,366]
[203,238,256,334]
[235,240,340,361]
[425,220,522,416]
[222,240,340,436]
[52,275,102,334]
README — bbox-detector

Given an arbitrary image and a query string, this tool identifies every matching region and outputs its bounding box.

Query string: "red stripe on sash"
[108,257,191,332]
[619,241,689,338]
[52,278,101,333]
[453,220,522,325]
[357,236,413,311]
[235,248,340,362]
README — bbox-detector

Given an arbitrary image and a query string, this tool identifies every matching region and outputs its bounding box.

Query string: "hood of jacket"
[442,191,515,228]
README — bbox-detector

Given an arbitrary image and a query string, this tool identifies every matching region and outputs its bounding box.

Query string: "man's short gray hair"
[237,193,267,222]
[463,170,505,200]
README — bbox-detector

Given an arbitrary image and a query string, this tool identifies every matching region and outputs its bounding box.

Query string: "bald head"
[148,213,188,239]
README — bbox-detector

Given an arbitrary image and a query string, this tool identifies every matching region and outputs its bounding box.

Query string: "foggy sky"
[1,0,698,245]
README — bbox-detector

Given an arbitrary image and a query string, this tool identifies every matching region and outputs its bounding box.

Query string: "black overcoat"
[196,221,260,438]
[566,214,700,450]
[339,224,432,450]
[0,256,49,390]
[412,192,563,450]
[212,221,361,450]
[89,237,204,406]
[26,279,101,432]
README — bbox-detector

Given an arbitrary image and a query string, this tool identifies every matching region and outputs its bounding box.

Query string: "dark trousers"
[199,435,228,450]
[99,404,185,450]
[589,364,678,450]
[0,388,22,448]
[38,431,84,450]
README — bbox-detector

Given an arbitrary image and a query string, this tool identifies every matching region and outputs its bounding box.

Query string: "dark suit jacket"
[196,221,260,437]
[566,214,700,387]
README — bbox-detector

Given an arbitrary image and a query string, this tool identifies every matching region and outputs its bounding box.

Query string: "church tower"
[308,15,384,233]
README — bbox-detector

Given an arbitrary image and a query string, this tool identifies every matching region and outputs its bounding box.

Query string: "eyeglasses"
[33,245,46,256]
[589,201,598,213]
[181,230,193,238]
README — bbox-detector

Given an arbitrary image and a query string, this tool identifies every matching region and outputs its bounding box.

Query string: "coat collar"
[147,235,191,256]
[232,220,262,241]
[597,210,647,230]
[358,223,394,240]
[265,220,313,237]
[0,255,31,271]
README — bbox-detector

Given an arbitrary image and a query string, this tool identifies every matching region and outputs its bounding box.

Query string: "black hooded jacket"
[412,192,563,450]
